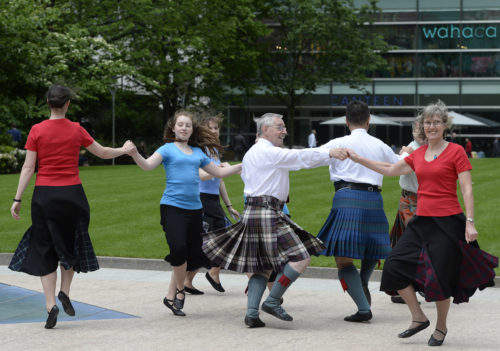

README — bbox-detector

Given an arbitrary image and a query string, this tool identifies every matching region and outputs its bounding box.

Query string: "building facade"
[223,0,500,154]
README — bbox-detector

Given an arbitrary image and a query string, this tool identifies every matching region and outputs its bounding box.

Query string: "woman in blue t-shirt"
[130,110,241,316]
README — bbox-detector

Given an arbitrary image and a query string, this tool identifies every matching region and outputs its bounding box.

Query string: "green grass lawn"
[1,159,499,274]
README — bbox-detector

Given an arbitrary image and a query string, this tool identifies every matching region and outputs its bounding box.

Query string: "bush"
[0,146,26,174]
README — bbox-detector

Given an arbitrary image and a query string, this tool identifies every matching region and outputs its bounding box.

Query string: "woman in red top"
[9,85,134,329]
[347,100,497,347]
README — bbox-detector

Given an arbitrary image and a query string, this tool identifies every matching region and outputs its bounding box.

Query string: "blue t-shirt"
[199,153,221,195]
[156,143,211,209]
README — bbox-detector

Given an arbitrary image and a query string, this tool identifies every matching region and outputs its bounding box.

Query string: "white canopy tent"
[320,115,400,126]
[448,111,486,126]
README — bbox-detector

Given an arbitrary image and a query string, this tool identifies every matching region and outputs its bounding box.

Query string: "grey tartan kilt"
[201,196,325,273]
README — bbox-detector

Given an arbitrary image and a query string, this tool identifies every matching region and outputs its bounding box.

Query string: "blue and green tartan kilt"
[9,185,99,276]
[202,195,325,273]
[317,188,391,259]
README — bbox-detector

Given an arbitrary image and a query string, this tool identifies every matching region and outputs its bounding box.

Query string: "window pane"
[462,80,500,94]
[418,24,461,49]
[418,80,460,106]
[418,53,460,77]
[374,54,415,78]
[374,81,416,94]
[462,53,500,77]
[375,25,415,49]
[366,0,417,22]
[463,0,500,20]
[461,24,500,49]
[419,0,460,21]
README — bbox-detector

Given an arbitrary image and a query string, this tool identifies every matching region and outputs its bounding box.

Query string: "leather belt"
[334,181,381,193]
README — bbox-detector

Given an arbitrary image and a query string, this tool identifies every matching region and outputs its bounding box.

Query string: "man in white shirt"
[308,129,317,148]
[202,113,346,328]
[318,101,402,323]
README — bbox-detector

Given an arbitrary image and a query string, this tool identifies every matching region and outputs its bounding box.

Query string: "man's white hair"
[254,113,283,136]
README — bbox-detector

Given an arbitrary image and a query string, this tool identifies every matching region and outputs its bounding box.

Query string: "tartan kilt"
[317,188,391,259]
[389,190,418,247]
[381,214,498,304]
[9,185,99,276]
[201,195,325,273]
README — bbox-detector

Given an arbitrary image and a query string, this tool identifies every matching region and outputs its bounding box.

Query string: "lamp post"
[109,85,117,166]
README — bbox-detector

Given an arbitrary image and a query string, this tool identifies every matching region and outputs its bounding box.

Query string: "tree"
[0,0,134,132]
[256,0,390,146]
[74,0,269,124]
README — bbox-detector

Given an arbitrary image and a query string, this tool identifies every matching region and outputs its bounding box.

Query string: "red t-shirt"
[25,118,94,186]
[404,142,472,217]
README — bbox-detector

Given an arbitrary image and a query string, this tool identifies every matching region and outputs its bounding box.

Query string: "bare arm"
[347,149,413,176]
[130,150,163,171]
[199,167,213,181]
[458,170,477,243]
[202,162,241,178]
[11,150,37,220]
[86,140,134,159]
[219,180,240,219]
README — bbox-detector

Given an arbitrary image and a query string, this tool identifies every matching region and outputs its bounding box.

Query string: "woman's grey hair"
[254,113,283,136]
[414,100,453,141]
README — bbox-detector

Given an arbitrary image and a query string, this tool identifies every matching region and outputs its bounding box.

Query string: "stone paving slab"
[1,265,499,351]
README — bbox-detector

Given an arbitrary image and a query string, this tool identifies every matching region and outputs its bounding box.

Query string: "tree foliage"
[257,0,390,146]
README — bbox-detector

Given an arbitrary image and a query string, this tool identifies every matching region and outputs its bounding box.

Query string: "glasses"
[271,124,287,131]
[423,120,443,127]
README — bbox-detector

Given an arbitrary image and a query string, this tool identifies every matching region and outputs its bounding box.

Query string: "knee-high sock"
[247,274,268,318]
[360,259,377,287]
[264,263,301,307]
[338,264,370,313]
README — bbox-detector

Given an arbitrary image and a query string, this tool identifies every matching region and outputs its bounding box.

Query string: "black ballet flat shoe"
[261,301,293,321]
[244,315,266,328]
[344,310,372,323]
[391,295,405,304]
[205,272,225,292]
[184,286,204,295]
[362,284,371,306]
[45,305,59,329]
[163,297,186,317]
[58,291,75,316]
[174,288,185,309]
[398,320,430,338]
[428,328,447,346]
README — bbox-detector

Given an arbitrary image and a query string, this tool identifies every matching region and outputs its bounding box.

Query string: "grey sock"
[246,274,268,318]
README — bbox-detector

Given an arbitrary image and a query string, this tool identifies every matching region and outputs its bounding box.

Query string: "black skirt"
[9,185,99,276]
[380,214,497,304]
[200,193,227,232]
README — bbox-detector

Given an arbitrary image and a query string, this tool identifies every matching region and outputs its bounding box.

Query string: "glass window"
[374,25,415,49]
[331,83,372,95]
[418,81,460,106]
[419,0,460,21]
[462,53,500,77]
[418,24,461,49]
[365,0,417,22]
[462,80,500,94]
[374,81,416,94]
[374,54,415,78]
[418,53,460,77]
[463,0,500,21]
[460,23,500,49]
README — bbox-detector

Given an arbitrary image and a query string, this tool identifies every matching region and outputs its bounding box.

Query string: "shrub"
[0,146,26,174]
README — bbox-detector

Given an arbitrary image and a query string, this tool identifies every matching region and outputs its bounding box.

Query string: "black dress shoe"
[45,305,59,329]
[163,297,186,316]
[184,286,204,295]
[58,291,75,316]
[344,310,372,322]
[391,295,405,304]
[428,328,447,346]
[398,320,430,338]
[261,301,293,321]
[244,315,266,328]
[362,284,371,306]
[205,272,225,292]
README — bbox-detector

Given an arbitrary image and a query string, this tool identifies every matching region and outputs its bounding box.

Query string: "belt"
[401,189,417,197]
[245,196,284,211]
[334,181,381,193]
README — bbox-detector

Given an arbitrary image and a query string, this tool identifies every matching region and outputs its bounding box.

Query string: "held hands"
[346,148,361,162]
[465,221,478,243]
[11,201,21,220]
[400,146,414,155]
[122,140,137,155]
[329,148,348,160]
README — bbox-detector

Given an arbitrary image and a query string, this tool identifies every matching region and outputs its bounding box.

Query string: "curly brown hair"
[163,109,223,158]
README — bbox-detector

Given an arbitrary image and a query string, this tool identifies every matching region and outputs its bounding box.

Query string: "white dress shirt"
[321,128,400,186]
[399,140,422,193]
[308,133,317,148]
[242,138,331,201]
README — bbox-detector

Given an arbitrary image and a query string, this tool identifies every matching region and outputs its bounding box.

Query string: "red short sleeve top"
[25,118,94,186]
[404,142,472,216]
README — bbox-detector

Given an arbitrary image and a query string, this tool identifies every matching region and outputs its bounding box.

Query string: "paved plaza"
[0,256,499,351]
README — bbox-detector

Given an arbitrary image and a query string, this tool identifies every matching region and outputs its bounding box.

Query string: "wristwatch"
[466,218,474,223]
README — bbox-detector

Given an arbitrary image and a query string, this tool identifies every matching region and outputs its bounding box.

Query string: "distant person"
[494,137,500,157]
[464,138,472,158]
[137,141,148,158]
[79,117,95,138]
[233,131,247,161]
[7,123,22,144]
[9,84,134,329]
[308,129,317,148]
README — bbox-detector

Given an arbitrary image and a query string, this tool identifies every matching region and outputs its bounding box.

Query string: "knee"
[167,245,188,266]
